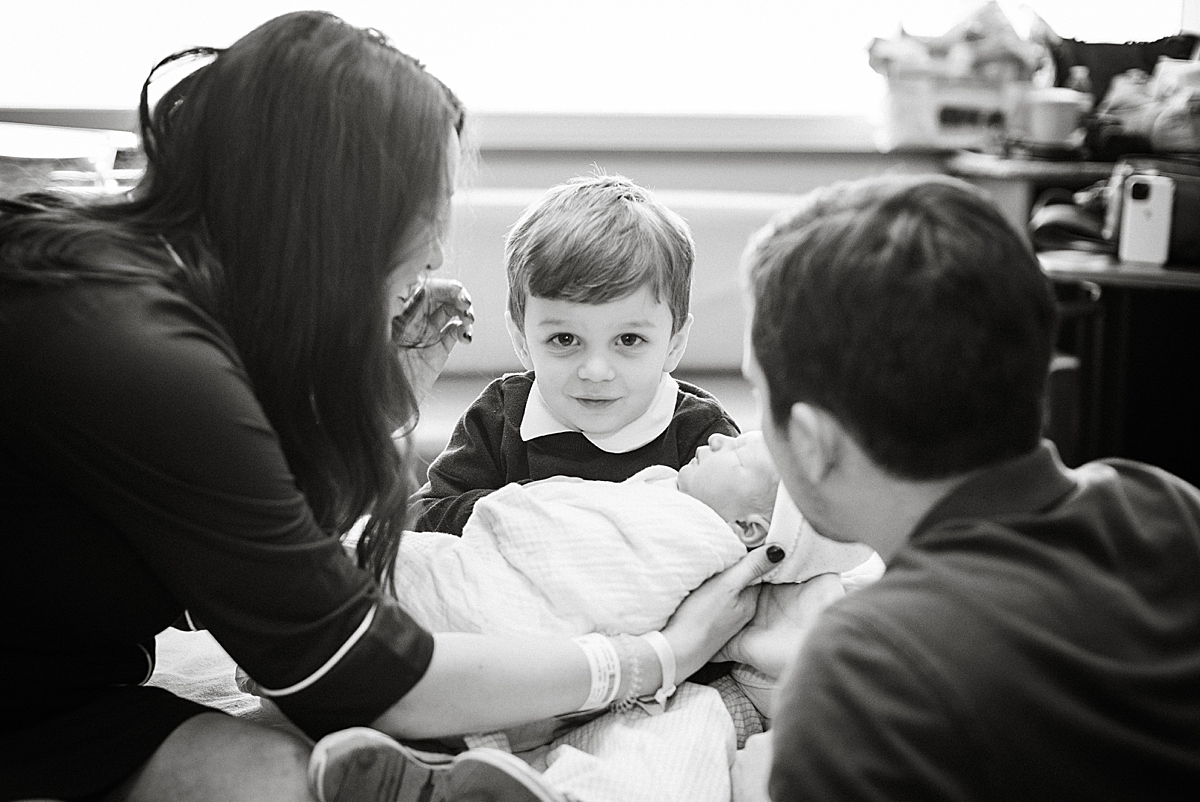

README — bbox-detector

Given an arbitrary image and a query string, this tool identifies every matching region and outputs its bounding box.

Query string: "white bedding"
[393,466,749,637]
[147,473,881,802]
[393,466,878,656]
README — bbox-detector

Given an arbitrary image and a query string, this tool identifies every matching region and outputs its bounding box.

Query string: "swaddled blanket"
[394,464,877,648]
[393,466,746,637]
[391,466,878,802]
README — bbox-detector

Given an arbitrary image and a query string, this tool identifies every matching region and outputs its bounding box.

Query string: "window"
[1,1,1193,118]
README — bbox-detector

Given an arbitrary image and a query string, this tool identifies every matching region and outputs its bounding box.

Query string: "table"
[946,151,1115,234]
[1040,250,1200,485]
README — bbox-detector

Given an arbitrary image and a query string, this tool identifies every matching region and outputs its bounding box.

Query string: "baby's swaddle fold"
[759,484,879,584]
[392,468,746,638]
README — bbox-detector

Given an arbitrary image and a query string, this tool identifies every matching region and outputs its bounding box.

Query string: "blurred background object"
[0,121,141,198]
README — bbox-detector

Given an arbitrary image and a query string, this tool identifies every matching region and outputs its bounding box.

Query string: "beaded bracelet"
[608,634,643,712]
[572,632,621,711]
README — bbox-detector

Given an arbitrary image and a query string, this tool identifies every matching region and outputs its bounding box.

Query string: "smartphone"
[1118,174,1175,265]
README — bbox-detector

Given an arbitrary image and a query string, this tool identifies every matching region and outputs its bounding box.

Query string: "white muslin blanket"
[393,465,875,641]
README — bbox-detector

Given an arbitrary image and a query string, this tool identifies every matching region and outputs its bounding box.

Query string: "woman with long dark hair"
[0,11,779,802]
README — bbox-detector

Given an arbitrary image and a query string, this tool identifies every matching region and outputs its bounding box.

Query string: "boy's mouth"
[574,396,619,409]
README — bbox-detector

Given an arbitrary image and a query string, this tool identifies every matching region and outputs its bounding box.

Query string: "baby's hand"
[392,278,474,406]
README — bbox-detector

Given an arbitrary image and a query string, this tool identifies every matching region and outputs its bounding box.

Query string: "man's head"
[677,431,780,547]
[743,174,1057,485]
[504,173,696,436]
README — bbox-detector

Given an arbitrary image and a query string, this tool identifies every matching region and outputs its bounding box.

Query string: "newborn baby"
[392,431,874,697]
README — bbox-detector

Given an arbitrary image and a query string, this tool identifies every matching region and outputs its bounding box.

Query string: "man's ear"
[787,402,842,484]
[731,513,771,548]
[663,313,694,373]
[505,310,534,371]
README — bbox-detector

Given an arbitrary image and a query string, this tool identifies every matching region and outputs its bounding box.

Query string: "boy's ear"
[787,402,842,485]
[731,513,770,548]
[505,310,534,371]
[663,313,694,373]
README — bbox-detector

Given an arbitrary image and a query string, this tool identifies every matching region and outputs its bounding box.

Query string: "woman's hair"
[504,172,695,333]
[744,174,1058,480]
[0,11,466,590]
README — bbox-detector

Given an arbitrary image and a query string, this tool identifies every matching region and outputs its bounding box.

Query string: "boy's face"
[677,430,779,525]
[507,284,691,437]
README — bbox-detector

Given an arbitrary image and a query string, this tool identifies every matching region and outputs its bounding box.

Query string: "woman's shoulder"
[3,276,231,359]
[1,278,243,421]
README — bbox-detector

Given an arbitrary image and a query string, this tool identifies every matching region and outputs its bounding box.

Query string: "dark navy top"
[411,370,740,535]
[0,278,433,742]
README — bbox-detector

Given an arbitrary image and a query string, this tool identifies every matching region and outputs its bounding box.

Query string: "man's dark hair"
[745,174,1058,480]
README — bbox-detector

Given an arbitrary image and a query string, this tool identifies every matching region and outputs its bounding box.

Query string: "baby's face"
[510,284,689,437]
[677,430,779,526]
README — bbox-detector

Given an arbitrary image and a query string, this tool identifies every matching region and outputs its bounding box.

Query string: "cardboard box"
[877,72,1028,151]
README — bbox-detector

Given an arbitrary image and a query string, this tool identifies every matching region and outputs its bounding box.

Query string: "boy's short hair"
[744,174,1058,480]
[505,173,695,332]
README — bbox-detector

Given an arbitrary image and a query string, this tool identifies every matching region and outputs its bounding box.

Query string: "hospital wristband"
[573,633,621,711]
[639,631,677,707]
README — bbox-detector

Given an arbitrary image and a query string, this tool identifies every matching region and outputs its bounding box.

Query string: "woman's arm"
[371,544,782,738]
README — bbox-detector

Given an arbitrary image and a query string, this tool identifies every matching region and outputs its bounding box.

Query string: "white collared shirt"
[520,373,680,454]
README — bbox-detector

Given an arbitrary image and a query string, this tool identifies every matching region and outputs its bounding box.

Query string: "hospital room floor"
[409,370,759,469]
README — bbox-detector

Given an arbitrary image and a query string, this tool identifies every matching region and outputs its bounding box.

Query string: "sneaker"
[308,726,454,802]
[447,748,567,802]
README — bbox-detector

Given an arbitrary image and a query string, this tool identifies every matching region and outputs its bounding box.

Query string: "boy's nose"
[577,353,615,382]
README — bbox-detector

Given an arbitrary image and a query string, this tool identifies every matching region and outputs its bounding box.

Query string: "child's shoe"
[448,748,567,802]
[308,726,454,802]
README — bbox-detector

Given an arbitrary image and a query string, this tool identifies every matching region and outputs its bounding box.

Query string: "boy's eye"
[548,333,577,348]
[616,333,645,347]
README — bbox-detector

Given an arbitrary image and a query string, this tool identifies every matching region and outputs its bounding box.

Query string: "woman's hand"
[661,545,785,682]
[714,572,845,680]
[392,277,474,406]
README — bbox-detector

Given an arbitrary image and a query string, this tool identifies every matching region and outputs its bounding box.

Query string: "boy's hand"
[392,278,474,407]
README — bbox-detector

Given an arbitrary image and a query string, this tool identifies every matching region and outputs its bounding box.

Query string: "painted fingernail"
[766,545,785,563]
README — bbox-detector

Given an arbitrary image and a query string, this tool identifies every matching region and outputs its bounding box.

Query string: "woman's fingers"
[662,545,787,679]
[393,278,475,347]
[721,543,787,591]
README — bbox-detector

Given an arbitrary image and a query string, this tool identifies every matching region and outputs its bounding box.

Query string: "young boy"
[411,172,739,534]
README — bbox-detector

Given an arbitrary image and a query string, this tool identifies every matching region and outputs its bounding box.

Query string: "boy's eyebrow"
[527,315,662,329]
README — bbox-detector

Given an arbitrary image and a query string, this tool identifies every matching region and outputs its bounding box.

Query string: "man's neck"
[826,449,970,564]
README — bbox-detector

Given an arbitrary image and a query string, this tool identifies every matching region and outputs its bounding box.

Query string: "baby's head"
[503,173,697,437]
[677,431,780,547]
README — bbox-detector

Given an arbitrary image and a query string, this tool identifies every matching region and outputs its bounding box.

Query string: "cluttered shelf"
[945,150,1114,182]
[1041,248,1200,290]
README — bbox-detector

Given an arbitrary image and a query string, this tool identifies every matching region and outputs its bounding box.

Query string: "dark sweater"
[411,371,740,535]
[770,443,1200,801]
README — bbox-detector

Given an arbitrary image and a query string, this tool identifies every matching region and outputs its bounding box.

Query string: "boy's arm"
[410,384,511,535]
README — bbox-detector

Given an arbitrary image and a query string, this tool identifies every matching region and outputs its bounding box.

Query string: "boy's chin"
[558,407,638,437]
